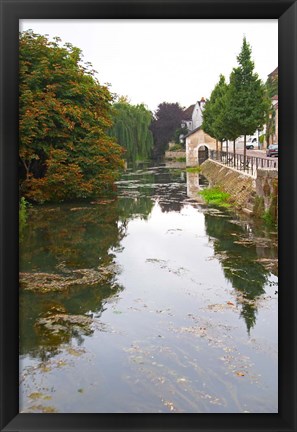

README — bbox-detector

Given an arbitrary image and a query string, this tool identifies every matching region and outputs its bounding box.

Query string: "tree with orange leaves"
[19,30,125,203]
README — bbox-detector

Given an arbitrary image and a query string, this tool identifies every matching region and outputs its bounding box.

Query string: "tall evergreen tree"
[228,37,268,165]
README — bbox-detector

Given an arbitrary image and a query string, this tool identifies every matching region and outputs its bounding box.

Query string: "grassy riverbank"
[199,187,232,208]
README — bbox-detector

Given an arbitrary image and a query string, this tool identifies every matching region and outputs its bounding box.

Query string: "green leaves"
[202,74,228,142]
[19,30,124,202]
[202,37,269,147]
[108,101,154,162]
[227,37,268,136]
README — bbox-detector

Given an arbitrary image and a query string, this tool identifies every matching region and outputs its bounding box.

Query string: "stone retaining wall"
[164,151,186,160]
[254,168,278,221]
[200,159,278,222]
[200,159,255,211]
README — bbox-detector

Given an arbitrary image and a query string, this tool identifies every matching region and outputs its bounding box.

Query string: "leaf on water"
[66,347,86,357]
[28,392,52,400]
[27,404,57,413]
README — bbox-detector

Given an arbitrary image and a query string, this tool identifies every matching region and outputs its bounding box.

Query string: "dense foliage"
[108,100,154,162]
[19,31,124,203]
[150,102,184,158]
[227,38,269,159]
[202,74,228,150]
[203,38,269,159]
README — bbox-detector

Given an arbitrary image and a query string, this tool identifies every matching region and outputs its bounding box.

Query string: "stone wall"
[200,159,278,222]
[164,151,186,160]
[254,168,278,221]
[200,159,255,211]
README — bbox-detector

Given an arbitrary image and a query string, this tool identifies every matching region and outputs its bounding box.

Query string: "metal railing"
[209,150,278,177]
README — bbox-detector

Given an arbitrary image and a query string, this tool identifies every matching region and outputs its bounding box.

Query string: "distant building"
[192,97,206,130]
[272,95,278,144]
[181,104,195,131]
[268,66,278,80]
[181,97,206,132]
[184,127,216,166]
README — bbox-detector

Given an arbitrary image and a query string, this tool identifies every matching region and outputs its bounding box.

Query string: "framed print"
[1,0,296,431]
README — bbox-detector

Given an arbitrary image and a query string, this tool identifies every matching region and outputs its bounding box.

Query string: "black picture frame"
[1,0,296,431]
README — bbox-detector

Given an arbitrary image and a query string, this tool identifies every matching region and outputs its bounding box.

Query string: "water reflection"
[20,165,277,358]
[204,214,273,333]
[184,169,277,333]
[20,196,155,359]
[19,164,278,413]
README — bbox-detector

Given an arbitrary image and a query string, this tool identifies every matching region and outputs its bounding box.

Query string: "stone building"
[185,127,216,166]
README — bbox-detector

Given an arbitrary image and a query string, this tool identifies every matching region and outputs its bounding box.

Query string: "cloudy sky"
[20,19,278,112]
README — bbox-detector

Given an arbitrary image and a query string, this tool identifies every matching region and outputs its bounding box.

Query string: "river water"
[19,163,278,413]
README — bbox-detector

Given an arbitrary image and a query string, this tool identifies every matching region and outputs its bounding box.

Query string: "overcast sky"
[20,20,278,112]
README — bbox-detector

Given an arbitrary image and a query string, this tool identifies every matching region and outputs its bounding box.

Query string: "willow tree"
[109,101,154,162]
[19,30,124,203]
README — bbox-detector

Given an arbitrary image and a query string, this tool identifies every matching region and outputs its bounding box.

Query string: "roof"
[182,105,195,120]
[183,126,202,138]
[268,67,278,78]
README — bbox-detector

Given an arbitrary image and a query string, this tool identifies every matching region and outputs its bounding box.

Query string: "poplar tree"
[228,37,268,165]
[202,75,228,152]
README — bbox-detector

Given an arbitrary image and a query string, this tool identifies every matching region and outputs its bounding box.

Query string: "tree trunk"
[21,158,30,180]
[233,140,236,167]
[243,134,247,170]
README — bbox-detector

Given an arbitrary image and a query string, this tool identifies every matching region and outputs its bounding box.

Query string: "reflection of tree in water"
[117,196,154,222]
[119,166,187,213]
[204,213,271,333]
[20,191,158,359]
[154,169,186,213]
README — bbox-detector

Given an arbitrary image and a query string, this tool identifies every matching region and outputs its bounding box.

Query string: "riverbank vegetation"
[19,197,30,240]
[186,166,202,173]
[199,187,232,208]
[19,31,125,203]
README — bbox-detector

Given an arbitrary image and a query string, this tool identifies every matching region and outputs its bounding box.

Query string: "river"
[19,162,278,413]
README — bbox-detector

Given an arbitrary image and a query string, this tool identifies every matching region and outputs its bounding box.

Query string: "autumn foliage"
[19,31,125,203]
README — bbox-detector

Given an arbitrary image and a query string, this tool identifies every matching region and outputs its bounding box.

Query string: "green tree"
[19,30,124,203]
[227,37,268,165]
[108,101,154,162]
[202,75,228,152]
[150,102,184,158]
